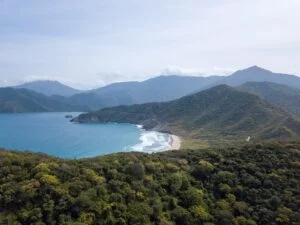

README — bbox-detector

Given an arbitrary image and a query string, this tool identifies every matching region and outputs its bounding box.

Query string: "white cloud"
[0,79,9,87]
[161,66,236,77]
[161,66,205,76]
[212,67,235,75]
[0,0,300,86]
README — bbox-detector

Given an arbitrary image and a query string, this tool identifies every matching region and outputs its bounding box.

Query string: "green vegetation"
[74,85,300,146]
[0,88,85,113]
[4,66,300,113]
[0,142,299,225]
[238,81,300,116]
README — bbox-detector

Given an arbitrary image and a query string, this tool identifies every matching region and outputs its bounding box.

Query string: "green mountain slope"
[61,66,300,111]
[69,75,223,110]
[238,81,300,116]
[1,142,299,224]
[74,85,300,145]
[0,88,84,112]
[11,67,300,112]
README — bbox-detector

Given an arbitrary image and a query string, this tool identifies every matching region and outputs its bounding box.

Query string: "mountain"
[70,75,223,110]
[11,66,300,112]
[238,81,300,116]
[68,66,300,111]
[0,88,84,112]
[94,75,223,103]
[16,80,81,97]
[73,85,300,146]
[221,66,300,88]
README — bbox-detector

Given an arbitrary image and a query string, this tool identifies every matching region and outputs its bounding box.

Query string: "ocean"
[0,112,171,158]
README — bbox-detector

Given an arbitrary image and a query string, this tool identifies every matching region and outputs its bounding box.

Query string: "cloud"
[161,66,206,76]
[0,0,300,86]
[94,72,128,86]
[161,66,236,77]
[0,78,9,87]
[212,67,235,75]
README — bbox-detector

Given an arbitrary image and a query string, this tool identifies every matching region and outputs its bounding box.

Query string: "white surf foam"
[127,129,172,153]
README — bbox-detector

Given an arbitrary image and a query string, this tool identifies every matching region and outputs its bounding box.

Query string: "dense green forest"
[0,142,299,225]
[238,82,300,116]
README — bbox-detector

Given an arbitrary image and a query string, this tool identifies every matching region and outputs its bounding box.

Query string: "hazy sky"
[1,0,300,89]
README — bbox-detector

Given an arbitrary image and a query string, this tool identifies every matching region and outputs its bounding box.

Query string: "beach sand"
[167,135,181,150]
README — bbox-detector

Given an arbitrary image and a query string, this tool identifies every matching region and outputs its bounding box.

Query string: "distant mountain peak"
[25,80,59,84]
[238,65,271,74]
[16,80,81,97]
[248,65,262,69]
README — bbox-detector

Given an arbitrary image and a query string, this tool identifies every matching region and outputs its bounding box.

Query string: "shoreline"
[136,124,181,152]
[166,134,181,151]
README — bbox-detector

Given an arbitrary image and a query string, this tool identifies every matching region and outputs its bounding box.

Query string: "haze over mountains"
[59,66,300,110]
[16,80,81,97]
[1,66,300,113]
[220,66,300,88]
[0,88,82,113]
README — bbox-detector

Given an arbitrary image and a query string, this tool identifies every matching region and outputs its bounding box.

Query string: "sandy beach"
[167,135,181,150]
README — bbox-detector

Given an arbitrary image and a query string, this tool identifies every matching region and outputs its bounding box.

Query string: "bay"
[0,112,171,158]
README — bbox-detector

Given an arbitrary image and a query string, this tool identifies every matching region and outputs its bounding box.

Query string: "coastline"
[166,134,181,151]
[135,124,181,152]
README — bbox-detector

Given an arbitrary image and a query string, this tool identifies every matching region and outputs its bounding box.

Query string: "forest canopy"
[0,142,299,225]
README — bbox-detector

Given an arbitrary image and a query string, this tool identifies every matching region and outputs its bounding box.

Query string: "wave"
[127,129,172,153]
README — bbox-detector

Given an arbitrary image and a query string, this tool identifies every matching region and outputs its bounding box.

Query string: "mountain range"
[16,80,81,97]
[1,66,300,113]
[60,66,300,110]
[238,81,300,116]
[0,88,83,113]
[222,66,300,88]
[73,85,300,146]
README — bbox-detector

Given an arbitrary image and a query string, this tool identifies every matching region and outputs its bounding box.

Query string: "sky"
[0,0,300,89]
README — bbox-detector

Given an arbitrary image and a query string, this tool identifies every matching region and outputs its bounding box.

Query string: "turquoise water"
[0,112,172,158]
[0,112,143,158]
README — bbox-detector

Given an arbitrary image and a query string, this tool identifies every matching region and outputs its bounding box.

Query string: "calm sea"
[0,112,171,158]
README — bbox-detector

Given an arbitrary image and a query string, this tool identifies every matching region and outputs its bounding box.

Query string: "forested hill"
[238,81,300,116]
[55,66,300,110]
[16,80,81,97]
[0,88,83,112]
[73,85,300,144]
[0,142,299,224]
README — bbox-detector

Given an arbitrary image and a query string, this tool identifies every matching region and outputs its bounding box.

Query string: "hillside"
[0,88,84,112]
[10,67,300,112]
[238,81,300,116]
[74,85,300,145]
[62,66,300,110]
[94,75,223,103]
[70,75,223,109]
[16,80,81,97]
[0,142,299,224]
[221,66,300,88]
